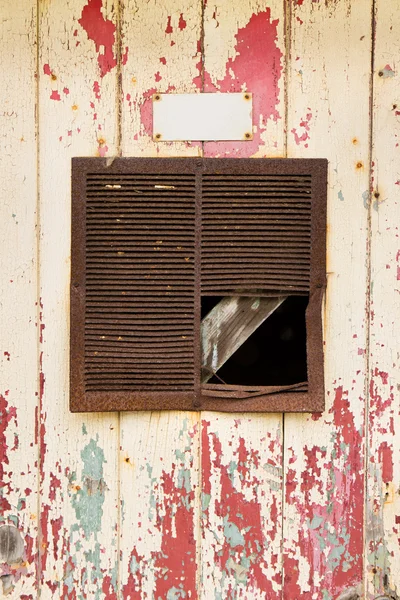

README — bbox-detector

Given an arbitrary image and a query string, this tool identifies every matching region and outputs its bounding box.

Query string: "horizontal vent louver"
[84,173,196,392]
[201,174,312,295]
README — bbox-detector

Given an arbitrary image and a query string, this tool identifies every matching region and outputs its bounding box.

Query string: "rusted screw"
[244,93,250,100]
[244,132,252,139]
[356,161,363,169]
[154,94,161,101]
[155,133,162,140]
[374,191,380,199]
[378,71,384,77]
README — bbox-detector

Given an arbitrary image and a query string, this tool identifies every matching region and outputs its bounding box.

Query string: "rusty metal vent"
[71,158,327,413]
[85,173,196,394]
[202,174,312,295]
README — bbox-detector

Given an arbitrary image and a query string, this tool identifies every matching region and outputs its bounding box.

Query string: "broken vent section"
[201,296,308,387]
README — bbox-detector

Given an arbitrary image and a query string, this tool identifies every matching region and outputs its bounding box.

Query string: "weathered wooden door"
[1,1,399,598]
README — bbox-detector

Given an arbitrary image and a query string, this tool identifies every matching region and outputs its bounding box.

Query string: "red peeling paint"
[50,91,61,101]
[93,80,101,100]
[160,57,167,65]
[378,442,393,483]
[139,85,175,138]
[98,143,108,157]
[193,10,282,157]
[152,471,197,598]
[40,504,50,575]
[78,0,118,77]
[311,412,323,421]
[179,13,187,30]
[102,575,118,600]
[193,10,283,157]
[291,111,312,147]
[50,516,63,561]
[123,429,197,599]
[49,472,62,502]
[154,71,162,82]
[0,392,17,512]
[283,386,364,597]
[3,351,10,361]
[63,87,69,95]
[202,421,281,596]
[122,548,144,598]
[375,369,389,385]
[43,64,52,76]
[165,16,173,34]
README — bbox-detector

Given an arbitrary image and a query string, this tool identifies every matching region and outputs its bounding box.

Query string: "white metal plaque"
[152,92,253,142]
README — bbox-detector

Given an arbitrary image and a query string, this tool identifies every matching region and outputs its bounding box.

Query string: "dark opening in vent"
[201,296,224,319]
[202,296,308,386]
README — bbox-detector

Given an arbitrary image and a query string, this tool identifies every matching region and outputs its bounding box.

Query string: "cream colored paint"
[0,2,38,598]
[283,0,371,596]
[366,0,400,596]
[120,1,202,595]
[1,0,400,598]
[38,1,119,597]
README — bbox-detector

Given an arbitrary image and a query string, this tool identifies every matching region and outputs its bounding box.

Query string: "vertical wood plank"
[366,2,400,597]
[202,0,286,159]
[119,1,202,597]
[201,418,283,598]
[0,3,38,598]
[201,1,285,597]
[283,1,372,598]
[38,1,119,597]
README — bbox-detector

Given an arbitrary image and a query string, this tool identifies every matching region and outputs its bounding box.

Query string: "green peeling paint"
[309,515,324,530]
[69,438,106,538]
[223,517,245,548]
[83,542,104,600]
[146,463,158,522]
[166,586,187,599]
[177,467,191,494]
[202,493,211,511]
[175,449,186,462]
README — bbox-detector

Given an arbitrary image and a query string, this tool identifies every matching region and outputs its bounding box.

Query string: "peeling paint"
[78,0,128,77]
[284,387,364,597]
[202,421,281,597]
[200,9,283,157]
[69,438,107,538]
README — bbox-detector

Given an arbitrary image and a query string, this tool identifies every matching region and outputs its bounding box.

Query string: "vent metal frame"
[71,157,327,413]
